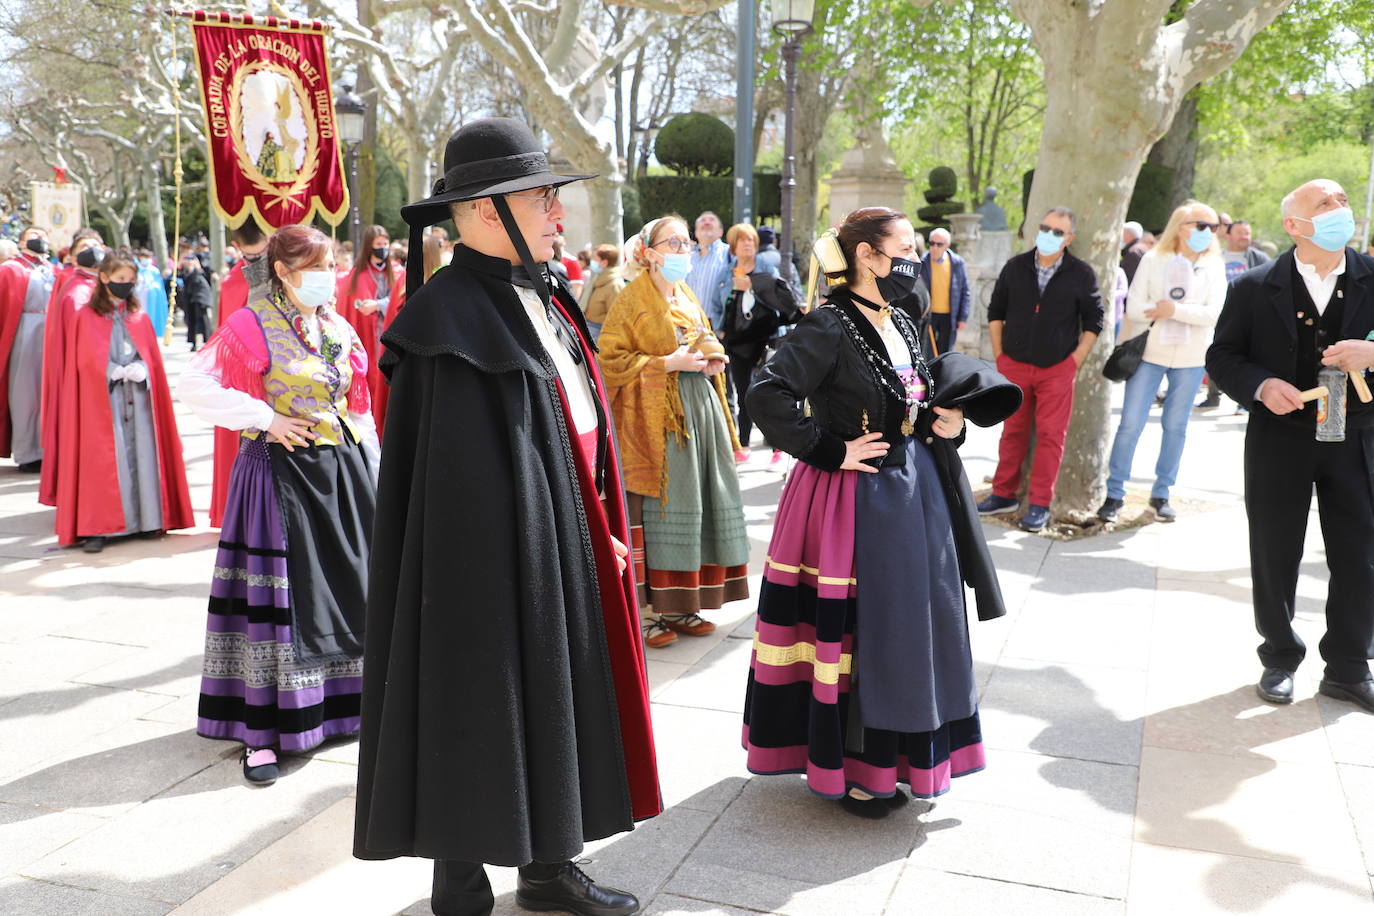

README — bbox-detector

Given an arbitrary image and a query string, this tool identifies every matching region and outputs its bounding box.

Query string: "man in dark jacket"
[920,228,971,354]
[176,252,211,351]
[978,206,1104,532]
[1120,221,1148,284]
[1206,178,1374,714]
[353,118,661,916]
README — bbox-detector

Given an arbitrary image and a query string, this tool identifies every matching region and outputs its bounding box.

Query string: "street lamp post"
[772,0,814,285]
[335,84,366,249]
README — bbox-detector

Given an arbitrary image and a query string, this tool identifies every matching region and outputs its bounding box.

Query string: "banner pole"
[165,11,184,347]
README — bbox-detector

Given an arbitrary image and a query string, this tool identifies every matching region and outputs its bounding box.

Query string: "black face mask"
[107,280,136,301]
[874,255,920,303]
[25,237,49,256]
[371,246,388,262]
[242,252,264,263]
[76,247,102,269]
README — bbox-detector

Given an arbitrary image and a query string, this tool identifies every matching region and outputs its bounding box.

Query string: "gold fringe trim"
[752,633,852,686]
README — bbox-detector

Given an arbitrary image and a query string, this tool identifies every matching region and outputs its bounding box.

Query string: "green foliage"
[621,183,642,240]
[925,166,959,203]
[634,173,783,230]
[654,113,735,178]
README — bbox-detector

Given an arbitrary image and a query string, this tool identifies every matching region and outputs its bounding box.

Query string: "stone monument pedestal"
[828,126,910,219]
[948,212,1016,363]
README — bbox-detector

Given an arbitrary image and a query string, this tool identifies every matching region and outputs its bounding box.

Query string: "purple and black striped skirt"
[196,436,365,752]
[742,440,985,799]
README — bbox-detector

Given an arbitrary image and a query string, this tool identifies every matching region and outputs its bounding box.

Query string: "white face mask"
[289,269,335,307]
[439,251,453,267]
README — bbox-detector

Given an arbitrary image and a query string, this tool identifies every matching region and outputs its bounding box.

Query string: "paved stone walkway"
[2,347,1372,915]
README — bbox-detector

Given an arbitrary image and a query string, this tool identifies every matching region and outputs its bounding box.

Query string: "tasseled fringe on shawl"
[347,346,371,415]
[201,324,267,400]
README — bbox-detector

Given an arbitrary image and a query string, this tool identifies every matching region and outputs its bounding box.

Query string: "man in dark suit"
[1207,178,1374,713]
[920,227,971,355]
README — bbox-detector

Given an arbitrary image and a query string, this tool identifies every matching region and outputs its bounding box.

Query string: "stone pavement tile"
[168,797,432,916]
[1000,600,1153,671]
[1032,550,1157,608]
[1320,696,1374,767]
[663,859,901,916]
[647,704,751,814]
[139,693,200,727]
[0,802,107,875]
[643,895,773,916]
[947,746,1138,825]
[682,777,921,889]
[0,721,233,817]
[1134,746,1364,873]
[890,866,1125,915]
[49,592,209,649]
[0,875,171,915]
[19,756,358,905]
[969,612,1015,668]
[652,637,754,715]
[648,660,692,698]
[1145,594,1270,679]
[1125,842,1374,915]
[1142,674,1329,763]
[576,805,720,905]
[298,734,359,767]
[0,684,172,781]
[0,633,145,697]
[647,609,745,669]
[979,660,1146,766]
[1335,764,1374,876]
[71,647,206,699]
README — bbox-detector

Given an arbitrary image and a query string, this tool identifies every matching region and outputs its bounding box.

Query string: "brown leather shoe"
[660,613,717,637]
[643,619,678,648]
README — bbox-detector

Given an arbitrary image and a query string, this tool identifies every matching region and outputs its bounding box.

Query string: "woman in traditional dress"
[54,250,194,552]
[598,216,750,649]
[179,224,378,785]
[742,207,1020,818]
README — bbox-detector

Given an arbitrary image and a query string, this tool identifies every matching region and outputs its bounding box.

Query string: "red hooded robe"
[0,253,48,457]
[38,270,94,506]
[336,261,403,424]
[208,260,251,527]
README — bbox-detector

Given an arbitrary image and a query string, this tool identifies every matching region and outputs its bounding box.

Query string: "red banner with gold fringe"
[187,11,348,229]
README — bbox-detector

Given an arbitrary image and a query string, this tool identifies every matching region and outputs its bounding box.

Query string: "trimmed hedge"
[635,173,784,230]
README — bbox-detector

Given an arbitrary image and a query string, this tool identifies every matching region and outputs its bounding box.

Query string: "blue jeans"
[1106,361,1207,500]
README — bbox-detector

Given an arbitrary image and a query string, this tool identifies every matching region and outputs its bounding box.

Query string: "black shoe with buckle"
[515,860,639,916]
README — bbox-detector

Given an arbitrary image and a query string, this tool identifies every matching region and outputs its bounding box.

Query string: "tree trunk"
[1146,90,1200,209]
[406,141,432,206]
[587,174,624,247]
[791,61,828,241]
[142,160,169,268]
[356,0,378,228]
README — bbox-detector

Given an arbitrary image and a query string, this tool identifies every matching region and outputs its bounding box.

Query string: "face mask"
[659,252,691,284]
[25,237,49,256]
[371,246,388,262]
[1186,228,1213,253]
[76,246,102,269]
[1035,231,1064,258]
[874,255,920,303]
[439,251,453,267]
[107,280,136,301]
[242,252,264,263]
[288,269,336,307]
[1299,206,1355,253]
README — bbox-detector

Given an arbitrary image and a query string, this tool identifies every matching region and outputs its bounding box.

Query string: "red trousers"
[992,353,1078,507]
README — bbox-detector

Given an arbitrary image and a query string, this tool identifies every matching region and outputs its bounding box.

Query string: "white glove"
[124,361,148,384]
[108,362,129,382]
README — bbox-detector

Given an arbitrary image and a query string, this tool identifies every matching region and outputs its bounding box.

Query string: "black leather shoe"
[838,793,890,819]
[886,788,910,809]
[515,861,639,916]
[1097,497,1124,522]
[1256,667,1294,704]
[1148,497,1176,522]
[1318,678,1374,714]
[16,460,41,473]
[81,537,106,554]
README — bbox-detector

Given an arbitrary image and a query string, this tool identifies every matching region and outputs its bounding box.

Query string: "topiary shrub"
[655,113,735,178]
[926,166,958,202]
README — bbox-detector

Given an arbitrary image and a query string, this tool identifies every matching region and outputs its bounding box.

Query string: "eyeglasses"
[507,186,561,213]
[1037,224,1067,237]
[652,236,692,253]
[929,241,948,248]
[1189,221,1221,232]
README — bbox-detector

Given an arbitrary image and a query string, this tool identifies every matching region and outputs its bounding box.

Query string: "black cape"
[353,245,640,866]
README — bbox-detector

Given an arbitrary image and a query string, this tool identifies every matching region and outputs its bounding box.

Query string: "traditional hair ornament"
[623,216,666,269]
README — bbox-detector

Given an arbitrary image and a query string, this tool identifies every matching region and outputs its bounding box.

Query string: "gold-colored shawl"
[597,271,739,499]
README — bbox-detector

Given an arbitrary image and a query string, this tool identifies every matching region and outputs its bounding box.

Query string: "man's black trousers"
[1244,418,1374,682]
[431,859,564,916]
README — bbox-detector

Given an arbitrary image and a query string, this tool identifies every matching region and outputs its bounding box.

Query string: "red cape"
[0,255,46,457]
[39,270,94,505]
[554,294,661,821]
[370,268,407,436]
[336,263,402,424]
[54,305,194,545]
[209,261,251,528]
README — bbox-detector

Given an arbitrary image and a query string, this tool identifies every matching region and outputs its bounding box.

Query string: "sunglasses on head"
[1038,224,1067,237]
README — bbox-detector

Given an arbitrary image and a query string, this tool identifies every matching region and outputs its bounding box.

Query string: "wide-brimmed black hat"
[401,118,595,230]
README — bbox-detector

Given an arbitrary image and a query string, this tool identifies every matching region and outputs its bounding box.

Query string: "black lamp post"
[335,83,365,249]
[773,0,814,285]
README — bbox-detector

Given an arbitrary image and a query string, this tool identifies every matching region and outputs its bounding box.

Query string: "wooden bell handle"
[1350,371,1373,404]
[1298,386,1328,403]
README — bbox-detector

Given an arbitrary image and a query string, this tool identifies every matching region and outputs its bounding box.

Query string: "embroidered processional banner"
[189,11,348,229]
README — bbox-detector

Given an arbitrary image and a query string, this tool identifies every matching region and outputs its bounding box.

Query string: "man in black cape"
[354,118,662,916]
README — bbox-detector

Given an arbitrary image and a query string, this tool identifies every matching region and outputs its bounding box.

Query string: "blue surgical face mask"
[1035,230,1064,258]
[1299,206,1355,253]
[289,269,336,307]
[1186,228,1213,253]
[659,252,691,284]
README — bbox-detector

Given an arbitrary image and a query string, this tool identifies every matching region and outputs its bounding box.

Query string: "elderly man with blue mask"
[1208,178,1374,715]
[686,211,732,330]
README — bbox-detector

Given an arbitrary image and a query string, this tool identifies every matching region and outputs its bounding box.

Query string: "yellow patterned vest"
[242,295,360,447]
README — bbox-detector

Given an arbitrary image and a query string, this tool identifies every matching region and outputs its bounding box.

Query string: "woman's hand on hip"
[265,413,318,452]
[841,432,888,473]
[932,405,965,439]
